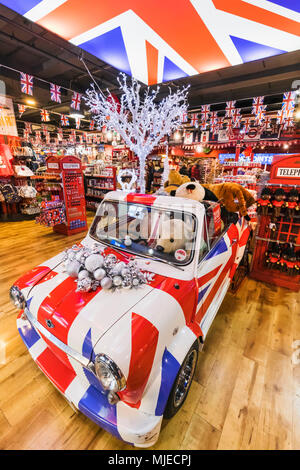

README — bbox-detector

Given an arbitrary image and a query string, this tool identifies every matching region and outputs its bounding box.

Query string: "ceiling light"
[283,143,289,149]
[69,112,85,119]
[26,98,36,106]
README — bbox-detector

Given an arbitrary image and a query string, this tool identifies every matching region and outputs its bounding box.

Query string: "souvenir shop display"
[85,166,117,211]
[250,154,300,291]
[35,155,87,235]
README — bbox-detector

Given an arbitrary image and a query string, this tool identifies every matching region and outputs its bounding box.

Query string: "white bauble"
[85,254,104,273]
[101,277,113,290]
[94,268,106,281]
[111,261,126,275]
[121,268,130,277]
[75,250,84,262]
[125,236,132,246]
[113,275,123,287]
[66,260,81,278]
[132,278,140,286]
[78,269,90,281]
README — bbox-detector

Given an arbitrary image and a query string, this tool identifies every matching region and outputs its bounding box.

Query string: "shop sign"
[276,167,300,178]
[0,95,18,137]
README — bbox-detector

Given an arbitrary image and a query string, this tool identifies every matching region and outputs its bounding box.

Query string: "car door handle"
[230,238,238,247]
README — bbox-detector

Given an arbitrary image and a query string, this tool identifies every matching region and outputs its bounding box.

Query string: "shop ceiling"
[0,2,299,129]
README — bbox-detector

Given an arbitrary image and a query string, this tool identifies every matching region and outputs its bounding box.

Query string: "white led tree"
[84,74,189,193]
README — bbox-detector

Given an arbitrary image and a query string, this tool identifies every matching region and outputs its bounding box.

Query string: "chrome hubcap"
[173,349,197,408]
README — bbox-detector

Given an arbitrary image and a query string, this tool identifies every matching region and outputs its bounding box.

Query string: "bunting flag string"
[50,83,61,103]
[225,101,236,118]
[40,109,50,122]
[61,114,69,126]
[18,104,26,117]
[20,72,34,95]
[252,96,265,115]
[71,91,82,111]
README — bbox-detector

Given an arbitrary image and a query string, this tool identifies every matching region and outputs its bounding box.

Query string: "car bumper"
[16,311,162,447]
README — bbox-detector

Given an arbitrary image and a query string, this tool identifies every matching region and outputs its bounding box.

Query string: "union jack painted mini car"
[10,192,250,447]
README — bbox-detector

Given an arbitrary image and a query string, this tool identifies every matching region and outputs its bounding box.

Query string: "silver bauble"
[78,269,90,281]
[113,275,123,287]
[111,261,126,275]
[121,268,130,277]
[75,250,84,261]
[66,260,81,278]
[132,278,140,286]
[101,277,113,290]
[94,268,106,281]
[85,254,104,273]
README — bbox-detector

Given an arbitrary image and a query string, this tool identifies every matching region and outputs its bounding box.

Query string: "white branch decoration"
[84,74,189,193]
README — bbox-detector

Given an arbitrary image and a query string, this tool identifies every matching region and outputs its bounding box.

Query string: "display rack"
[85,166,116,211]
[36,155,87,235]
[250,154,300,291]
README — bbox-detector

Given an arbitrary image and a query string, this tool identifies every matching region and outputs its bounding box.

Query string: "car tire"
[163,341,199,419]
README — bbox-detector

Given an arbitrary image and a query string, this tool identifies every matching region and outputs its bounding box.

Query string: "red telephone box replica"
[46,155,87,236]
[250,154,300,291]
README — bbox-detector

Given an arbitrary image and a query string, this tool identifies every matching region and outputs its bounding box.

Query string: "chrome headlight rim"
[9,285,25,310]
[94,354,126,392]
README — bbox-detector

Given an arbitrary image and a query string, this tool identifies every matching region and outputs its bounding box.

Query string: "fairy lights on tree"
[84,74,189,193]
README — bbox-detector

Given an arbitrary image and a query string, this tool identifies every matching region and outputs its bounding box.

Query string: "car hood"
[26,255,155,357]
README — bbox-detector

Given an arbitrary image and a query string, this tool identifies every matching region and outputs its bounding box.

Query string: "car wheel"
[163,341,198,419]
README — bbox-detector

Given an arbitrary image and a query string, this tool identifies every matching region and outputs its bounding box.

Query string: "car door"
[194,206,239,338]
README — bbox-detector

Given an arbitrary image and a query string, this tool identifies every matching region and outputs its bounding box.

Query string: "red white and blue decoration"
[40,109,50,122]
[50,83,62,103]
[20,72,34,95]
[4,0,300,85]
[71,91,82,111]
[61,114,69,126]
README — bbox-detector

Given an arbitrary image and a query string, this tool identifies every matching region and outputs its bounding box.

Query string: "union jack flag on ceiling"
[225,101,236,118]
[20,72,33,95]
[40,109,50,122]
[71,92,82,111]
[61,114,69,126]
[4,0,299,85]
[50,83,61,103]
[252,96,265,115]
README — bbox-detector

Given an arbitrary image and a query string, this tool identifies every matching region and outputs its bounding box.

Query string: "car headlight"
[94,354,126,392]
[9,285,25,310]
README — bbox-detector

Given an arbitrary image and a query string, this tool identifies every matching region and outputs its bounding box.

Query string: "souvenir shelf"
[35,155,87,235]
[250,154,300,291]
[85,166,117,210]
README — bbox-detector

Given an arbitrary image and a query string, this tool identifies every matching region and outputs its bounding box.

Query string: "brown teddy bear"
[164,169,190,194]
[176,181,255,220]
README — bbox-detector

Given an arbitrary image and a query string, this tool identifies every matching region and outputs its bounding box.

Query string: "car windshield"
[90,200,197,266]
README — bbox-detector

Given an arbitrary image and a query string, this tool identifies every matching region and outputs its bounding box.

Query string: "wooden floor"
[0,215,299,450]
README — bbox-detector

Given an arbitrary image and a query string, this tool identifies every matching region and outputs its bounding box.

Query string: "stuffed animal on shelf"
[279,244,298,276]
[271,188,285,220]
[155,218,194,256]
[175,181,255,220]
[284,189,299,220]
[265,243,281,269]
[256,187,272,216]
[163,169,190,195]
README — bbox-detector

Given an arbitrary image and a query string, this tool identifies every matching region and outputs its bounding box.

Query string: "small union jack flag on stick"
[20,73,34,95]
[71,91,82,111]
[61,114,69,126]
[40,109,50,122]
[18,104,27,117]
[50,83,61,103]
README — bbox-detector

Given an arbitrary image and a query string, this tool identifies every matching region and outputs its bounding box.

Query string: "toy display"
[284,189,299,220]
[256,187,272,216]
[271,188,286,220]
[163,169,190,194]
[11,190,250,447]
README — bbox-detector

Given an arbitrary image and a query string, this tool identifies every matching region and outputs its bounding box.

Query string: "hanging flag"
[41,124,48,135]
[217,117,223,129]
[57,128,63,140]
[277,108,287,125]
[61,114,69,126]
[201,105,210,121]
[255,106,267,125]
[71,92,82,111]
[225,101,236,118]
[190,113,198,128]
[40,109,50,122]
[89,120,95,131]
[83,132,88,141]
[282,91,296,112]
[181,111,188,123]
[75,117,81,129]
[20,73,34,95]
[50,83,61,103]
[242,117,251,133]
[25,122,32,133]
[35,131,41,144]
[18,104,27,117]
[263,116,272,129]
[200,121,207,131]
[283,117,294,130]
[233,116,241,128]
[210,111,218,123]
[210,121,219,135]
[252,96,265,115]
